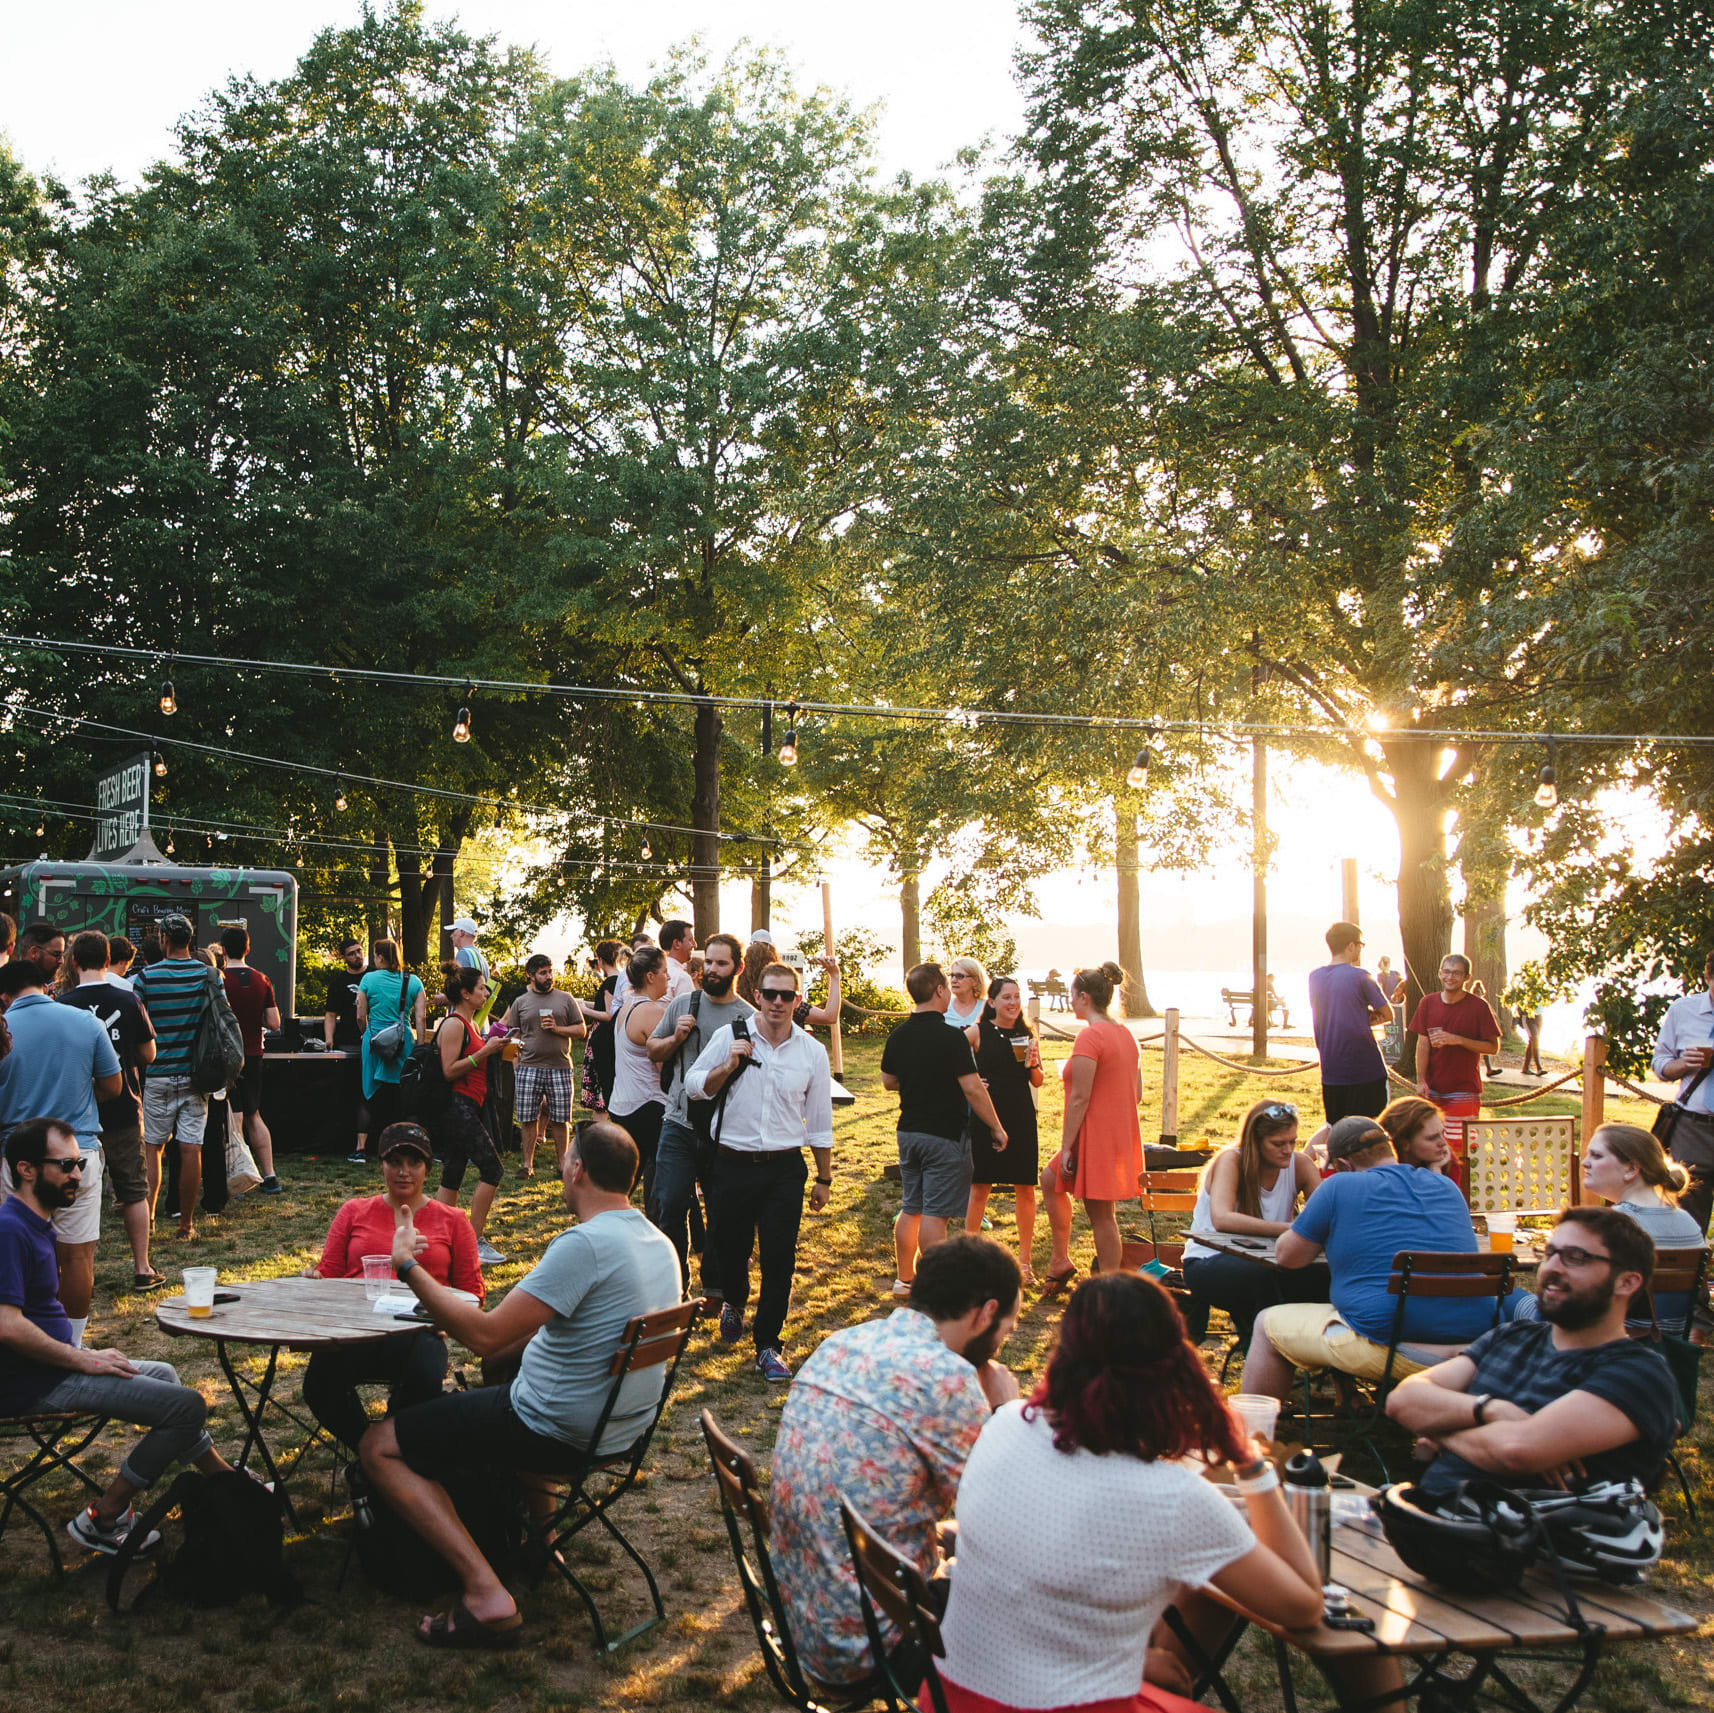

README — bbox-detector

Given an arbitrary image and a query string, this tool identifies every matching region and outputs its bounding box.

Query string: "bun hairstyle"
[1594,1122,1691,1200]
[626,944,667,990]
[1072,961,1126,1012]
[441,962,483,1007]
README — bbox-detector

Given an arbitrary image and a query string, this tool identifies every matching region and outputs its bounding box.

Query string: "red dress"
[1063,1015,1143,1200]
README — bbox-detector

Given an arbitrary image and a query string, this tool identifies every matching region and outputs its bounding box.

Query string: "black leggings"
[438,1093,503,1193]
[301,1328,448,1453]
[612,1103,665,1215]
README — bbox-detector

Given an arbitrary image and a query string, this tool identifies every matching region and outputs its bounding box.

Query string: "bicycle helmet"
[1511,1481,1664,1586]
[1373,1482,1536,1592]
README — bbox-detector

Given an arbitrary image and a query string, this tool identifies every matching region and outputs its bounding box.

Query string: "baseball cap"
[750,929,775,947]
[1326,1115,1390,1163]
[376,1123,435,1163]
[158,913,194,938]
[450,917,479,937]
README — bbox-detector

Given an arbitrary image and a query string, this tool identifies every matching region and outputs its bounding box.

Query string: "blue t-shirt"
[1291,1162,1488,1342]
[131,956,211,1077]
[0,992,122,1150]
[0,1195,74,1411]
[1307,962,1388,1084]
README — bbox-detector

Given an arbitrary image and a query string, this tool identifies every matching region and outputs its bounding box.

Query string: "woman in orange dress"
[1041,961,1142,1283]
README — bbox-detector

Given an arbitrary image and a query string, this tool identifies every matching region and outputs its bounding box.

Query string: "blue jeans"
[652,1115,717,1292]
[27,1358,211,1489]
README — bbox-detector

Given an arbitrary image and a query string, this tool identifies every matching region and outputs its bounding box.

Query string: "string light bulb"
[1126,749,1150,789]
[153,753,168,777]
[779,699,800,766]
[1535,736,1559,810]
[334,777,347,811]
[452,683,473,744]
[641,836,652,861]
[166,827,175,854]
[158,678,177,716]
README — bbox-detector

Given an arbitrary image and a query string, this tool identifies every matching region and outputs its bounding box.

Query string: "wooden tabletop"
[1184,1230,1539,1269]
[1203,1499,1696,1661]
[156,1275,427,1349]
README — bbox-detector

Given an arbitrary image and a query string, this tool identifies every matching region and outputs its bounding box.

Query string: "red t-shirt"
[222,965,277,1057]
[1407,990,1500,1098]
[316,1195,485,1300]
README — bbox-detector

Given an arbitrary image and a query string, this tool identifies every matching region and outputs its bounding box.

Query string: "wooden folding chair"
[1632,1248,1709,1525]
[522,1299,701,1652]
[838,1496,950,1713]
[0,1411,110,1577]
[1304,1250,1515,1481]
[701,1412,884,1713]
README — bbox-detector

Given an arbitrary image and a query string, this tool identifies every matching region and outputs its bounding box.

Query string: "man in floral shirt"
[771,1235,1022,1689]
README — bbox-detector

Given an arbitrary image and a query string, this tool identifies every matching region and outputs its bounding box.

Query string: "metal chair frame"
[0,1411,110,1576]
[838,1495,950,1713]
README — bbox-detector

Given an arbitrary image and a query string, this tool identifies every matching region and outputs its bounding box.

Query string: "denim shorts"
[897,1129,972,1218]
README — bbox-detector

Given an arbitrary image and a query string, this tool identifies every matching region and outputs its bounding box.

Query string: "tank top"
[1182,1149,1299,1262]
[610,997,666,1116]
[449,1016,488,1105]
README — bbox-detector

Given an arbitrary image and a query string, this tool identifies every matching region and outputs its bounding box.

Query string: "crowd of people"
[0,903,1709,1700]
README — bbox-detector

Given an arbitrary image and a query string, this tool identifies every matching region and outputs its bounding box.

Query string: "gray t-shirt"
[510,1207,683,1453]
[651,989,754,1126]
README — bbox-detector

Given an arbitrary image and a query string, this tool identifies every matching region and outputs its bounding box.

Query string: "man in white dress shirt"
[686,960,833,1381]
[1651,950,1714,1235]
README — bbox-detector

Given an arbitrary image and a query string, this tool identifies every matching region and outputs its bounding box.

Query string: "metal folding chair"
[838,1496,950,1713]
[0,1411,110,1576]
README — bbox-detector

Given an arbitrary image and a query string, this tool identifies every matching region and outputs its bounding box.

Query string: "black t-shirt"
[1421,1320,1681,1497]
[324,967,364,1046]
[879,1011,979,1142]
[58,983,155,1131]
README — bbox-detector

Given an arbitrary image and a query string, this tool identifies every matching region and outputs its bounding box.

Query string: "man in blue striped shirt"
[131,915,212,1238]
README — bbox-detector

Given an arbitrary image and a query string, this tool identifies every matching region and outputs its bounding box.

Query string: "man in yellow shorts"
[1241,1116,1527,1403]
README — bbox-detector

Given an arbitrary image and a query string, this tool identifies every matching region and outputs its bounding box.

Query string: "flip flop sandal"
[1038,1265,1080,1294]
[418,1600,523,1650]
[133,1270,169,1291]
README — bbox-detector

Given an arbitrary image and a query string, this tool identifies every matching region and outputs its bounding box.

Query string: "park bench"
[1027,976,1070,1010]
[1219,984,1290,1029]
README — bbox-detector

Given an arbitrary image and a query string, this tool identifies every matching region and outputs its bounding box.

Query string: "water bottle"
[1283,1449,1332,1582]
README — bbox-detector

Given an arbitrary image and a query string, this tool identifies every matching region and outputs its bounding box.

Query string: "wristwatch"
[397,1257,419,1280]
[1469,1393,1493,1425]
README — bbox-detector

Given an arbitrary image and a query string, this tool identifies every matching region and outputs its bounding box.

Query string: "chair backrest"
[1138,1170,1199,1247]
[1638,1248,1710,1342]
[701,1410,821,1710]
[839,1496,948,1713]
[1380,1251,1514,1379]
[581,1298,702,1470]
[1463,1117,1579,1215]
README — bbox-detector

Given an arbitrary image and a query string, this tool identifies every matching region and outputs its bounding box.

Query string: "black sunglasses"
[758,987,797,1002]
[42,1155,86,1173]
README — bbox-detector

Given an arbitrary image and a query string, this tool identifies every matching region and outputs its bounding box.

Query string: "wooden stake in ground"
[822,879,845,1083]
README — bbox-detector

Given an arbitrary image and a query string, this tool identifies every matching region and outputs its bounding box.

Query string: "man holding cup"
[501,956,586,1177]
[1651,950,1714,1236]
[1408,953,1501,1188]
[0,1117,237,1556]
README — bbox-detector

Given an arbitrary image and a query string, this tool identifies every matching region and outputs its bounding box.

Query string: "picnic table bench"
[1220,983,1291,1029]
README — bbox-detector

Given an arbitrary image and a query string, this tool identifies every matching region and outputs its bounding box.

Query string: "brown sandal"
[418,1599,522,1650]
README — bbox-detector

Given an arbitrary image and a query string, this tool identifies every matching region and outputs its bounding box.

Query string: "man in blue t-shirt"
[1307,922,1393,1122]
[1389,1206,1680,1499]
[1241,1115,1526,1403]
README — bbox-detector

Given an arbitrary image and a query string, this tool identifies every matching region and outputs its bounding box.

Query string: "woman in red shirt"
[300,1122,483,1451]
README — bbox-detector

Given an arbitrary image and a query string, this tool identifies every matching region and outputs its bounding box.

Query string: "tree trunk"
[396,846,430,965]
[900,867,921,980]
[433,846,456,963]
[1115,800,1155,1018]
[691,696,722,941]
[1387,744,1455,1070]
[368,828,391,943]
[1463,880,1511,1040]
[751,857,771,934]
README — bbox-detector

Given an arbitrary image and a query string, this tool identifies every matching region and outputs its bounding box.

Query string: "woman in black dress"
[579,939,623,1112]
[964,976,1043,1283]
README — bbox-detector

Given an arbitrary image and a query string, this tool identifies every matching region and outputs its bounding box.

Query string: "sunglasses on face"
[1540,1240,1617,1269]
[42,1155,85,1173]
[758,988,796,1003]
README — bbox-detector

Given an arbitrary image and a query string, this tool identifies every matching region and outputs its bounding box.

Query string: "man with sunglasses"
[685,960,834,1380]
[1388,1207,1680,1499]
[0,1117,238,1555]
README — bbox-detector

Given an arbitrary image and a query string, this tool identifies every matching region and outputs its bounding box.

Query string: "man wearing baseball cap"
[1240,1115,1525,1404]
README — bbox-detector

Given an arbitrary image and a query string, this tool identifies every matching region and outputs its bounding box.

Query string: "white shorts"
[143,1077,209,1149]
[1,1147,103,1245]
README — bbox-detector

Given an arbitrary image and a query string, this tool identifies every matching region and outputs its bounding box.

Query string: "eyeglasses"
[42,1156,86,1173]
[1260,1103,1297,1120]
[758,988,796,1003]
[1540,1240,1617,1269]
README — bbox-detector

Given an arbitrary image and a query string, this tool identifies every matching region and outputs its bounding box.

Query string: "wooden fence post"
[821,880,845,1084]
[1028,995,1041,1030]
[1160,1007,1180,1148]
[1580,1034,1607,1160]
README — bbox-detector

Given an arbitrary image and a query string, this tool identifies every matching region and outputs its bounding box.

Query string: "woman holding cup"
[300,1122,483,1451]
[965,978,1044,1283]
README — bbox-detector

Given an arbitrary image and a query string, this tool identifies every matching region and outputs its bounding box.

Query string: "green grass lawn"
[0,1034,1706,1711]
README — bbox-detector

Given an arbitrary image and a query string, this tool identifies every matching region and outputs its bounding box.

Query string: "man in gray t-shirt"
[362,1122,683,1643]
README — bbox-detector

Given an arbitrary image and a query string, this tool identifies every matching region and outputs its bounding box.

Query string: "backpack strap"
[107,1469,197,1612]
[709,1017,756,1145]
[663,990,705,1094]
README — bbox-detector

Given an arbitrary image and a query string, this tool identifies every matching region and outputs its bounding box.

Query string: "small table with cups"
[155,1273,447,1514]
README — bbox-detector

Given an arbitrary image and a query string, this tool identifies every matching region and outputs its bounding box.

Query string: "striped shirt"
[132,957,210,1077]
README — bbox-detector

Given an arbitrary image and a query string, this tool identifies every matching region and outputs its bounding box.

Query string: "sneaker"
[755,1348,793,1382]
[259,1177,284,1195]
[476,1239,508,1266]
[67,1504,160,1558]
[718,1303,744,1345]
[890,1278,912,1298]
[346,1151,369,1166]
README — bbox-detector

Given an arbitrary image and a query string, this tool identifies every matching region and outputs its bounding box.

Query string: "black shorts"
[438,1092,503,1192]
[392,1379,592,1478]
[232,1055,264,1118]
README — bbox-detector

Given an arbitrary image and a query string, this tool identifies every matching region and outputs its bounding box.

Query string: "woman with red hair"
[932,1274,1324,1713]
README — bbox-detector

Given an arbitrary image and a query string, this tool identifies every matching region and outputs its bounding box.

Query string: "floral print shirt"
[770,1308,988,1685]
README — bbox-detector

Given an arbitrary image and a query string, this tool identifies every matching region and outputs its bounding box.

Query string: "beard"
[1538,1273,1615,1331]
[37,1175,78,1211]
[960,1315,1010,1369]
[701,969,735,998]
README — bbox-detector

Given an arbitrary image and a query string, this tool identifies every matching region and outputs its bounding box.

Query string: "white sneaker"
[890,1278,912,1298]
[67,1504,160,1557]
[476,1239,508,1266]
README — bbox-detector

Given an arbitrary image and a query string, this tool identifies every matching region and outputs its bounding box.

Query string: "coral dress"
[1063,1015,1142,1200]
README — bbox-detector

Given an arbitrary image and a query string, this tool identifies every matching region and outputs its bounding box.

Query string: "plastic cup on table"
[182,1266,217,1318]
[1487,1212,1516,1254]
[1230,1393,1281,1444]
[362,1254,395,1300]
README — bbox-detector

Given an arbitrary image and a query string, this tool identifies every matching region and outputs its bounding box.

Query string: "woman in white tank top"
[1181,1100,1327,1347]
[610,946,670,1212]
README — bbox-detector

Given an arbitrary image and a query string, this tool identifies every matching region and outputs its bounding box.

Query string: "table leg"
[213,1340,297,1523]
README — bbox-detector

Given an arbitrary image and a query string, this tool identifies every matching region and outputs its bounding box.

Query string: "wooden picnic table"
[1170,1487,1697,1713]
[157,1275,438,1508]
[1184,1229,1541,1270]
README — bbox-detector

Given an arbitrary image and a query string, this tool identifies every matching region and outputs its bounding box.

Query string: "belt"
[717,1145,804,1164]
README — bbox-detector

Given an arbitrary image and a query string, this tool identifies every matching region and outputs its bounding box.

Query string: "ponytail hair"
[442,961,482,1007]
[1073,960,1125,1013]
[1594,1122,1691,1200]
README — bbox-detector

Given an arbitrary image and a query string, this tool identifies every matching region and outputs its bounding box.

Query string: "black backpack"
[399,1032,451,1121]
[347,1459,521,1600]
[107,1470,300,1611]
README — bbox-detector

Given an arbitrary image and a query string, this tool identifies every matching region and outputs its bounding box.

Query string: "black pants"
[1182,1253,1334,1348]
[439,1092,502,1192]
[302,1327,449,1453]
[613,1103,666,1221]
[1321,1079,1389,1124]
[1665,1107,1714,1237]
[714,1146,807,1355]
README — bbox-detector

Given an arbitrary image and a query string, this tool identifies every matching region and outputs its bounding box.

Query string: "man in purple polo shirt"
[1306,922,1393,1123]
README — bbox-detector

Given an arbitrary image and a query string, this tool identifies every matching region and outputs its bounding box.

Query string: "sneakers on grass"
[476,1239,508,1266]
[718,1303,744,1345]
[67,1504,160,1557]
[259,1177,284,1195]
[755,1348,793,1382]
[346,1151,369,1166]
